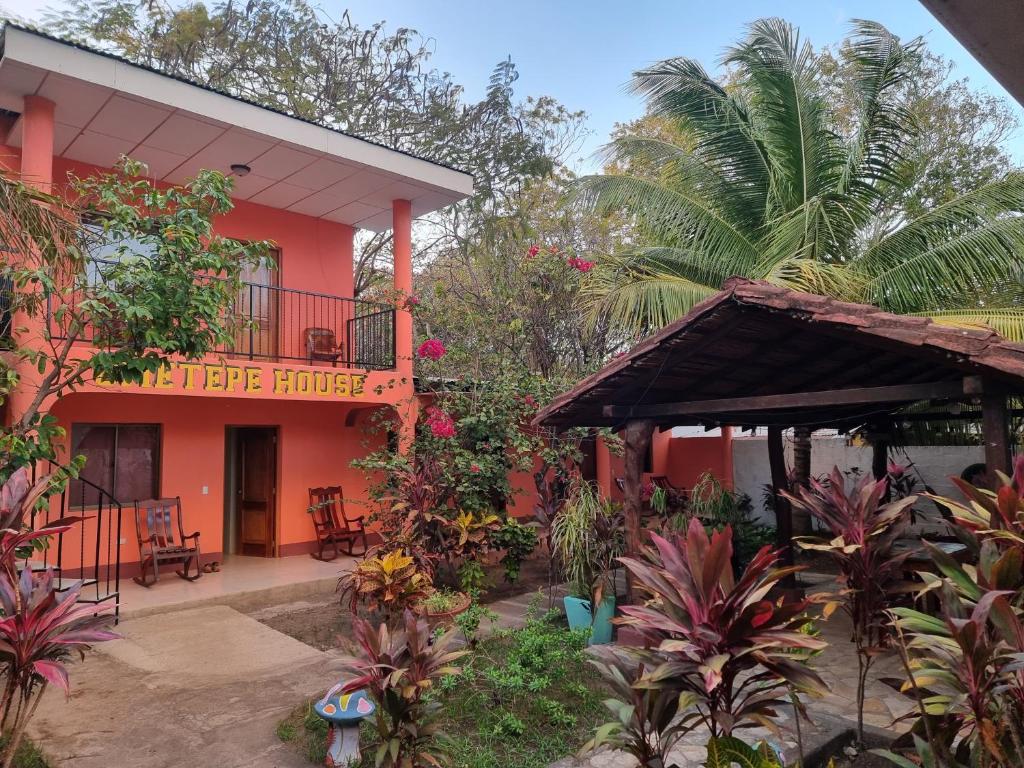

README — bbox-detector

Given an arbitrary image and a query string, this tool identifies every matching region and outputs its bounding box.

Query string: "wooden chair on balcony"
[133,497,202,587]
[308,486,367,561]
[305,327,343,366]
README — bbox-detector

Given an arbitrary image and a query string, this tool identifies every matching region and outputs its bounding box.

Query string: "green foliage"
[490,518,539,583]
[434,607,607,768]
[550,479,624,601]
[703,737,782,768]
[674,472,775,572]
[339,549,432,617]
[457,559,488,595]
[0,734,49,768]
[581,19,1024,340]
[453,599,497,649]
[0,158,270,474]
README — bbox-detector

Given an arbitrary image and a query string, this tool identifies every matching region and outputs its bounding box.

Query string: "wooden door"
[237,428,277,557]
[235,253,279,359]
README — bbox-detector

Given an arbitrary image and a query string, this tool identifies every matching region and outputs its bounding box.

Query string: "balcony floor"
[118,553,355,620]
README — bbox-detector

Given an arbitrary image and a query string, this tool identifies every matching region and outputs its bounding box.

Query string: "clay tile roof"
[536,278,1024,428]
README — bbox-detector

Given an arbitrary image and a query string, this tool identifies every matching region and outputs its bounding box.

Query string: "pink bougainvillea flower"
[523,394,537,408]
[425,407,456,439]
[568,257,595,273]
[416,338,446,361]
[470,463,481,473]
[527,244,540,258]
[404,294,420,309]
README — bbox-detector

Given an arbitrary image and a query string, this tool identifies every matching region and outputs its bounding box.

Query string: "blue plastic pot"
[564,594,615,645]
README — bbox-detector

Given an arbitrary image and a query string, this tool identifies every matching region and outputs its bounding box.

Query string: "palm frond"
[759,255,868,299]
[841,19,922,198]
[917,308,1024,343]
[856,172,1024,280]
[725,18,846,214]
[573,173,761,278]
[629,57,772,226]
[582,251,719,333]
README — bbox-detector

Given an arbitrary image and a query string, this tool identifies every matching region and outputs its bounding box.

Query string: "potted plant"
[412,588,472,630]
[339,549,432,620]
[551,479,624,644]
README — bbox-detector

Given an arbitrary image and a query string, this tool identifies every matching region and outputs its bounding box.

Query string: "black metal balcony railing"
[46,258,397,370]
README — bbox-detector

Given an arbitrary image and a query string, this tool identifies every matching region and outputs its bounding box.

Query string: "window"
[69,424,161,506]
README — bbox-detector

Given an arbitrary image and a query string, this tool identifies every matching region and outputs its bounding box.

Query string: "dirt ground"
[252,553,558,651]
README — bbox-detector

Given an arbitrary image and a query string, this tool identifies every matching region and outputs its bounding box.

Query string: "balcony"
[46,259,397,371]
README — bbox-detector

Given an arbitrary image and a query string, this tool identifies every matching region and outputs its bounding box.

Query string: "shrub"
[551,479,623,602]
[339,549,432,617]
[878,458,1024,767]
[613,519,827,740]
[491,517,539,583]
[343,611,467,768]
[785,466,916,746]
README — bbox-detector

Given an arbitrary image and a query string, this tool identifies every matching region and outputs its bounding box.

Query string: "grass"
[0,735,50,768]
[278,602,609,768]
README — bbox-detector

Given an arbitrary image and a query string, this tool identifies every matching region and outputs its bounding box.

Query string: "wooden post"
[981,389,1012,477]
[869,422,890,501]
[622,419,654,603]
[767,426,794,568]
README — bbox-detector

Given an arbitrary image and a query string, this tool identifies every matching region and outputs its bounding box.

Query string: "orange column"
[21,95,55,192]
[392,199,413,380]
[7,96,56,426]
[392,199,416,449]
[721,426,734,489]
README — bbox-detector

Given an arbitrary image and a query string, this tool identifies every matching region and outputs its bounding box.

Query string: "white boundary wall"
[732,434,984,525]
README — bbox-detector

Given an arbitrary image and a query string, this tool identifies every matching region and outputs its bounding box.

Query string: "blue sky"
[7,0,1024,168]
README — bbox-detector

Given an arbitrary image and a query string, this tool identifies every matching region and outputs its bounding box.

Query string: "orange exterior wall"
[49,392,388,573]
[597,430,734,502]
[3,133,417,574]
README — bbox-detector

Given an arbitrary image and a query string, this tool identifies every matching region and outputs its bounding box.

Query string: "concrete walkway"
[29,605,347,768]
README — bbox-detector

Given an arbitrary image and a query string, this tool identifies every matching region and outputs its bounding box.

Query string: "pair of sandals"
[201,561,222,574]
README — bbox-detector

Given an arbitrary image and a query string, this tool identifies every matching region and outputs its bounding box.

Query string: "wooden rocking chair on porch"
[133,497,202,587]
[308,486,367,561]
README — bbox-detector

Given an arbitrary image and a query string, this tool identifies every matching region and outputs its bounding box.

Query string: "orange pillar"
[392,199,416,450]
[21,95,55,192]
[392,199,413,381]
[7,96,56,426]
[721,426,734,489]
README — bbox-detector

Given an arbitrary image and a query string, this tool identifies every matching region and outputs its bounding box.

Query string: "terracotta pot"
[412,591,471,630]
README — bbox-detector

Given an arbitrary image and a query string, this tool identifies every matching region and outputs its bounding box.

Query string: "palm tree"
[578,19,1024,339]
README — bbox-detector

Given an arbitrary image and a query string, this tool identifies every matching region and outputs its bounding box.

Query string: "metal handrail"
[46,257,397,370]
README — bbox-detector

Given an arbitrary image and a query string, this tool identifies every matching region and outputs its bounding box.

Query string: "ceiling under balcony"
[0,24,474,232]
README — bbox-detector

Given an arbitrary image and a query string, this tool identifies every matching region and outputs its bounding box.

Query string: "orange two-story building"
[0,24,473,579]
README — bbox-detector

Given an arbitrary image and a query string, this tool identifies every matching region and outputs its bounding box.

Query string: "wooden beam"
[767,426,793,570]
[981,387,1012,476]
[622,419,654,604]
[603,380,971,420]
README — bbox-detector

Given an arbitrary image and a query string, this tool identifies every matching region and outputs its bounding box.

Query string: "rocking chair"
[133,497,202,587]
[308,486,367,561]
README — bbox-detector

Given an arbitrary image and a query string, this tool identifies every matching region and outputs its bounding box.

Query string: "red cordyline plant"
[342,610,466,768]
[0,468,118,767]
[878,457,1024,767]
[784,466,916,747]
[612,519,827,743]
